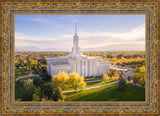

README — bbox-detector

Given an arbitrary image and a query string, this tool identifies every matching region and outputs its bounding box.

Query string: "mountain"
[15,43,145,51]
[82,43,145,51]
[15,46,71,51]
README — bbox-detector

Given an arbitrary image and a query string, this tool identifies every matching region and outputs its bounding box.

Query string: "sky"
[15,15,145,51]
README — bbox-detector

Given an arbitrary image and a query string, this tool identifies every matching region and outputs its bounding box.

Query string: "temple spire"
[75,23,77,35]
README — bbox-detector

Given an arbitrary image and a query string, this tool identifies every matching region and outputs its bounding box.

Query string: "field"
[65,83,145,101]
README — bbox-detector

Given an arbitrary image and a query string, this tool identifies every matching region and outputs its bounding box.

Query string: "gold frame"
[0,1,159,115]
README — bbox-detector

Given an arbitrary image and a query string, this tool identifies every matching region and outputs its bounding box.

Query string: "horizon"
[15,15,145,51]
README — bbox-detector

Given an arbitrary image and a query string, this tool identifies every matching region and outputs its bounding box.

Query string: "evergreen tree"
[128,76,131,83]
[117,77,127,92]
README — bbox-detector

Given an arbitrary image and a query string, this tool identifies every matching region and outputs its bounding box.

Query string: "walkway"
[63,81,118,93]
[16,71,39,81]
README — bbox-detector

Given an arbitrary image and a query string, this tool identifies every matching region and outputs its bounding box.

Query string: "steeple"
[71,23,81,56]
[75,23,77,35]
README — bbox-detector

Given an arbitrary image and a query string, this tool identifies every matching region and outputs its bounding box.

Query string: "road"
[16,71,39,81]
[63,81,118,93]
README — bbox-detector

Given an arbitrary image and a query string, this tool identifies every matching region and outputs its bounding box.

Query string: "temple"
[47,24,110,78]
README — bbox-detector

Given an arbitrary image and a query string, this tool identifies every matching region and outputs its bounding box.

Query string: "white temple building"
[47,24,110,78]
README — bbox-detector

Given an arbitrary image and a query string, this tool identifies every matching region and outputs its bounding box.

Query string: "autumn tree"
[133,65,145,87]
[112,71,119,80]
[52,71,69,90]
[103,72,110,83]
[24,79,34,89]
[68,72,86,93]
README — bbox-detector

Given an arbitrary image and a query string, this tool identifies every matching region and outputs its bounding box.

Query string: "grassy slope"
[65,83,145,101]
[86,79,114,88]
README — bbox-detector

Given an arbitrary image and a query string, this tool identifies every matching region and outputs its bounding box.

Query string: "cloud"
[25,18,72,31]
[15,23,145,51]
[61,23,145,48]
[58,15,79,22]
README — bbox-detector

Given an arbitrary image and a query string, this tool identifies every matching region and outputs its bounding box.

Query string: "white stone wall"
[96,62,110,76]
[50,64,72,78]
[87,59,96,77]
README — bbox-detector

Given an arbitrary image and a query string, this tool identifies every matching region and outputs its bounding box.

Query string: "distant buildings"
[47,24,110,78]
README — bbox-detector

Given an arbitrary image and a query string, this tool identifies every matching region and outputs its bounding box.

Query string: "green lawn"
[85,76,102,81]
[15,68,30,78]
[64,83,145,101]
[86,79,115,88]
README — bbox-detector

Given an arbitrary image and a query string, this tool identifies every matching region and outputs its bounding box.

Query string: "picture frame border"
[0,1,159,115]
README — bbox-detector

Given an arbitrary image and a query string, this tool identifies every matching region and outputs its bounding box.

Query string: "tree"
[117,54,123,59]
[43,56,47,64]
[112,71,119,80]
[139,65,145,87]
[117,76,127,92]
[108,69,116,78]
[22,79,34,101]
[33,77,44,88]
[139,74,145,87]
[52,71,69,90]
[16,65,19,69]
[52,87,64,101]
[68,72,86,93]
[21,88,33,101]
[16,79,24,87]
[128,76,131,83]
[43,84,53,100]
[133,65,145,87]
[132,74,140,86]
[24,79,33,89]
[103,72,110,83]
[33,87,43,101]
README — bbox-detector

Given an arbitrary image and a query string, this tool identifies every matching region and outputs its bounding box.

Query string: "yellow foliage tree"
[112,71,119,80]
[103,72,110,83]
[52,71,69,90]
[68,72,86,93]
